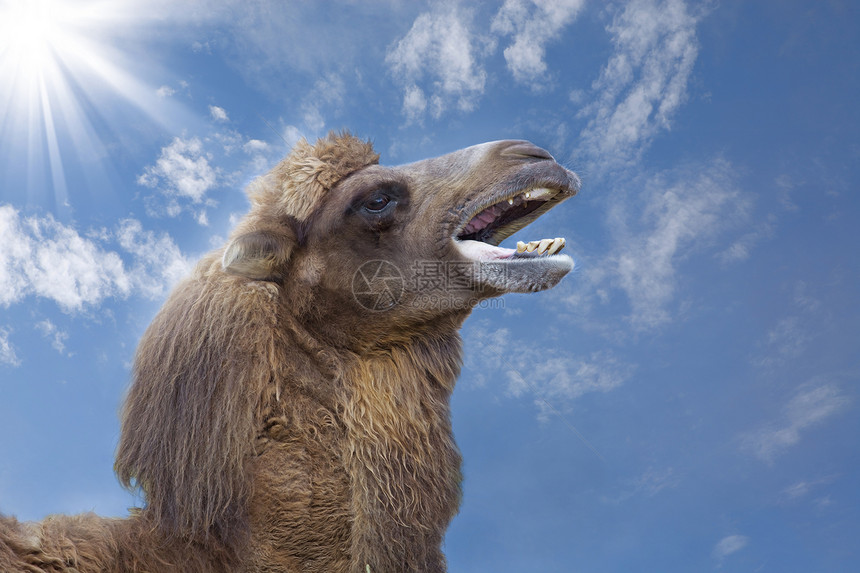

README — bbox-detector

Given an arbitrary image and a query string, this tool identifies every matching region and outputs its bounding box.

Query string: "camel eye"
[363,194,392,213]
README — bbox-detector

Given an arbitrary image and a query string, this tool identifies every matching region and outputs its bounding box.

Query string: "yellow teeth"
[516,238,565,255]
[538,238,553,254]
[526,187,557,201]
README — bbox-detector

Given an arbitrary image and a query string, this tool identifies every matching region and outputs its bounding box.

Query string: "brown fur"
[1,132,578,572]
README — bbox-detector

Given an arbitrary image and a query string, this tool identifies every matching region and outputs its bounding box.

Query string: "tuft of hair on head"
[251,130,379,222]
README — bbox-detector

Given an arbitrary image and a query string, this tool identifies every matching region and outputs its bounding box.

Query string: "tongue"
[455,239,515,261]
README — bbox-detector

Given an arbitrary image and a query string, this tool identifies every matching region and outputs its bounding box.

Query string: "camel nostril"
[500,141,555,161]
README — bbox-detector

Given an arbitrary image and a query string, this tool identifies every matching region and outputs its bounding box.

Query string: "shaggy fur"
[1,132,578,572]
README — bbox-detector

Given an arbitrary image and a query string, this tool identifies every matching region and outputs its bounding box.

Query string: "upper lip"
[452,164,580,246]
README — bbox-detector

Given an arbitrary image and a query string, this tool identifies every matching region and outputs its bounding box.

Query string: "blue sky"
[1,0,858,571]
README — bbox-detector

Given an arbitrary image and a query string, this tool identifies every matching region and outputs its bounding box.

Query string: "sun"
[0,0,95,124]
[0,0,180,209]
[1,0,69,73]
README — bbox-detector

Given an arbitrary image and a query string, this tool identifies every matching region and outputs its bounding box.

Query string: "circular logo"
[352,260,404,311]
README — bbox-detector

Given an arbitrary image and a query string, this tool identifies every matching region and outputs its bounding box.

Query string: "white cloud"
[792,281,822,313]
[138,137,220,223]
[507,351,633,402]
[753,282,825,368]
[717,219,775,265]
[782,481,811,500]
[116,219,192,299]
[0,205,130,312]
[743,380,850,463]
[491,0,585,84]
[209,105,229,122]
[402,84,428,123]
[0,328,20,366]
[0,205,189,312]
[577,0,701,172]
[241,138,275,174]
[603,466,681,504]
[156,85,175,98]
[138,137,218,204]
[191,40,211,54]
[243,139,269,154]
[35,319,69,354]
[301,72,346,134]
[712,535,748,561]
[605,160,743,330]
[465,323,633,418]
[780,476,836,503]
[557,159,750,336]
[282,125,304,149]
[386,5,489,121]
[755,316,811,368]
[775,174,801,212]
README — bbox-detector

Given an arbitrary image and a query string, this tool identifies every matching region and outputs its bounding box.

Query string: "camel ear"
[222,229,295,280]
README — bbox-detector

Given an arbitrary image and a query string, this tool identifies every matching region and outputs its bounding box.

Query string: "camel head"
[222,132,579,337]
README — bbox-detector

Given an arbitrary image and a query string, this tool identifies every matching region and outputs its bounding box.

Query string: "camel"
[0,132,579,572]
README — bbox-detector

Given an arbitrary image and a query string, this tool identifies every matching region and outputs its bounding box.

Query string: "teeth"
[514,238,566,256]
[496,188,558,210]
[525,188,557,201]
[537,239,553,254]
[547,237,565,255]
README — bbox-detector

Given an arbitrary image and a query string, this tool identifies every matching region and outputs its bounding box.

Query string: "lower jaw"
[475,255,575,293]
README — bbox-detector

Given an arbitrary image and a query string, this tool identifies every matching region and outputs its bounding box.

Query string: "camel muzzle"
[449,140,579,293]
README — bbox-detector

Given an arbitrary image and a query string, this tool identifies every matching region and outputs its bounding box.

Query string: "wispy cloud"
[716,217,775,265]
[753,282,824,369]
[0,205,189,313]
[755,316,811,368]
[780,475,837,504]
[577,0,702,172]
[35,320,69,355]
[557,157,751,337]
[465,323,634,419]
[386,4,490,122]
[299,72,347,134]
[209,105,229,122]
[507,352,634,415]
[491,0,585,85]
[603,466,681,504]
[115,219,192,300]
[600,159,743,330]
[712,534,749,561]
[0,327,20,367]
[742,380,850,463]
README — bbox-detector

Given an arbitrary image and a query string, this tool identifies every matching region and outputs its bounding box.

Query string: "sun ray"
[0,0,192,210]
[38,71,70,208]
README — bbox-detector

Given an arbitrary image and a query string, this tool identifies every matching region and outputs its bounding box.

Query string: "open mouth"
[453,187,569,262]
